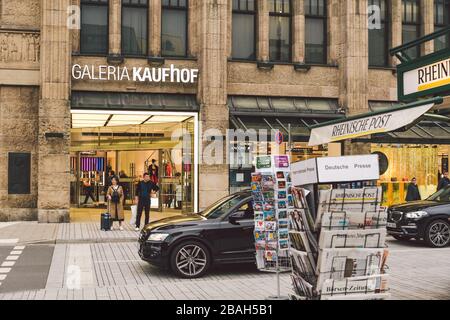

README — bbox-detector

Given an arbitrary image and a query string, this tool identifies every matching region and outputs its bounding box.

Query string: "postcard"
[254,212,264,220]
[265,221,277,231]
[277,180,287,189]
[279,220,289,230]
[278,210,288,220]
[252,173,262,183]
[264,202,274,211]
[277,190,287,199]
[274,156,290,169]
[254,231,265,241]
[266,241,277,250]
[255,220,265,231]
[277,201,287,209]
[276,172,285,180]
[253,202,263,211]
[267,232,277,241]
[265,250,278,262]
[279,229,289,240]
[264,211,276,221]
[279,240,289,251]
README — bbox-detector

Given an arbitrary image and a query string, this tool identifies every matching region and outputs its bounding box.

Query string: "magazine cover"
[320,210,388,230]
[319,228,387,249]
[316,248,386,291]
[320,274,389,299]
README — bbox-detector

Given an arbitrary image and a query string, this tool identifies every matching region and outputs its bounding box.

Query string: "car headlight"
[405,211,428,219]
[147,233,170,242]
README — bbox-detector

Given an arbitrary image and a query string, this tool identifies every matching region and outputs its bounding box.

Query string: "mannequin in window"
[148,159,159,184]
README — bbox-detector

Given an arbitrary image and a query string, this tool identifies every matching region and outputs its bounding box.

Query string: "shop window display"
[372,145,441,206]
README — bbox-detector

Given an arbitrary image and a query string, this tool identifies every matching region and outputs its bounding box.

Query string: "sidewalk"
[0,208,181,245]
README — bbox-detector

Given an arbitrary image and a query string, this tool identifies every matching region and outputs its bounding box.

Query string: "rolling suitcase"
[101,213,112,231]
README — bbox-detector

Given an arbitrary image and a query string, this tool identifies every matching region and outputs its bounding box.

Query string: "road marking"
[0,275,6,281]
[6,256,19,261]
[0,239,19,245]
[10,251,22,255]
[14,246,25,250]
[1,262,15,267]
[0,268,11,273]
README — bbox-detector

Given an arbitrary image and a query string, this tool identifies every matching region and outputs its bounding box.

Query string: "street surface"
[0,222,449,300]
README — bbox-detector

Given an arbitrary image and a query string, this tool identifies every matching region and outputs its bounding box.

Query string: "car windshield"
[200,194,249,220]
[427,186,450,202]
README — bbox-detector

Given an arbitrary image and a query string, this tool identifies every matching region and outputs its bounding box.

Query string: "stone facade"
[0,0,445,221]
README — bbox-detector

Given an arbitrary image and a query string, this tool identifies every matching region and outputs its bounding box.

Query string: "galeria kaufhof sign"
[398,50,450,101]
[72,64,199,84]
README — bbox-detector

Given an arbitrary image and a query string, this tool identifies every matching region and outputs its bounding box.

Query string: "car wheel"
[424,220,450,248]
[170,241,211,278]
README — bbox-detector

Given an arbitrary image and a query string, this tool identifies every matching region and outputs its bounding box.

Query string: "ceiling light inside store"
[147,116,191,123]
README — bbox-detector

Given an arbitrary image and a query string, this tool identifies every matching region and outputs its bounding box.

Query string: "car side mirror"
[229,212,244,225]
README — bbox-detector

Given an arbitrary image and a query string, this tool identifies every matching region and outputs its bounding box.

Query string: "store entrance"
[69,110,198,222]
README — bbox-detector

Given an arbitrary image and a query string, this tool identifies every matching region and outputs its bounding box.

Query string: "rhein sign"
[398,50,450,101]
[308,102,435,146]
[72,64,199,84]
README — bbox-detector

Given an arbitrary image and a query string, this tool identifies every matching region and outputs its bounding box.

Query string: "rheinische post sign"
[398,50,450,101]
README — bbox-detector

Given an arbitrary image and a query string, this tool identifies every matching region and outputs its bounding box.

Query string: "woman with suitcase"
[107,176,125,231]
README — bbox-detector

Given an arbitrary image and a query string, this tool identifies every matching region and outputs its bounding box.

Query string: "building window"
[122,0,148,56]
[305,0,327,64]
[402,0,421,59]
[161,0,188,57]
[269,0,292,62]
[434,0,450,51]
[80,0,109,55]
[232,0,256,60]
[8,153,31,195]
[369,0,389,67]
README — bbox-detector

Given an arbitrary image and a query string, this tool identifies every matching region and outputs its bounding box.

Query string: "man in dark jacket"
[406,178,421,202]
[134,173,159,231]
[438,172,450,191]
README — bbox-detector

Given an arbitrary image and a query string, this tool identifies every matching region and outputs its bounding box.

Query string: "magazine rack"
[289,155,390,301]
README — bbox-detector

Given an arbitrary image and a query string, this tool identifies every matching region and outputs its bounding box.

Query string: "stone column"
[189,0,199,57]
[292,0,305,63]
[328,0,340,65]
[38,0,72,223]
[337,0,371,155]
[421,0,434,55]
[257,0,269,61]
[391,0,403,67]
[149,0,161,56]
[71,0,80,54]
[197,0,229,210]
[109,0,121,55]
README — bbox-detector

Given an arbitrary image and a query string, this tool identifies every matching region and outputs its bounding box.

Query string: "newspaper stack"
[251,155,292,272]
[289,187,391,300]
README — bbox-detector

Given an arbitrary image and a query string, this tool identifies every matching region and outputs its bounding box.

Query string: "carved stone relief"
[0,32,40,63]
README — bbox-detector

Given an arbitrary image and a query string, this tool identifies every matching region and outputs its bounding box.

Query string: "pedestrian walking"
[83,178,96,205]
[135,172,159,231]
[406,177,421,202]
[107,176,125,231]
[438,171,450,191]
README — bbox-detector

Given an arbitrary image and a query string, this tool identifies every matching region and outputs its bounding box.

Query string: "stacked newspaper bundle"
[289,187,390,300]
[251,155,292,271]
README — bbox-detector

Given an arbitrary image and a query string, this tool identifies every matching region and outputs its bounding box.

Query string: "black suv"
[138,191,255,278]
[387,186,450,248]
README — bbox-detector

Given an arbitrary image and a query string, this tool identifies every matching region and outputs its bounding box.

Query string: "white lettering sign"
[72,64,199,84]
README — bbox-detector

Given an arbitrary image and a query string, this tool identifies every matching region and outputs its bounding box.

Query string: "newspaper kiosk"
[288,154,390,300]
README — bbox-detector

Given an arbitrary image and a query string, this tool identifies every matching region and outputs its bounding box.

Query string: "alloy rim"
[176,245,207,276]
[429,222,450,247]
